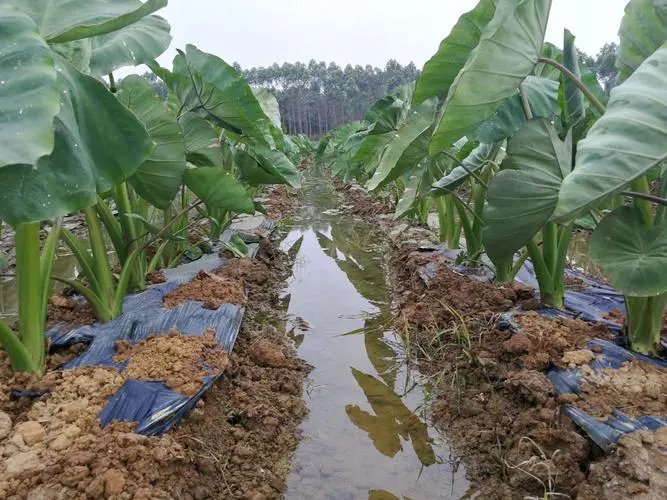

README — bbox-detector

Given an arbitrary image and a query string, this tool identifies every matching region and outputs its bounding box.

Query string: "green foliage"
[590,206,667,296]
[88,14,171,75]
[0,7,59,168]
[430,0,552,155]
[0,53,152,225]
[365,98,438,191]
[117,75,186,209]
[468,76,559,143]
[185,167,255,214]
[617,0,667,83]
[484,119,570,263]
[171,45,275,145]
[555,44,667,220]
[413,0,498,105]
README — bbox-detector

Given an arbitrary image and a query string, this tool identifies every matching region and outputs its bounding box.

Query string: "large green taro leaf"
[88,14,170,75]
[483,118,571,263]
[468,76,558,143]
[366,98,438,191]
[178,112,223,167]
[9,0,166,43]
[0,54,152,224]
[591,206,667,296]
[184,167,254,214]
[414,0,498,105]
[617,0,667,83]
[236,143,301,189]
[117,75,185,209]
[554,44,667,221]
[429,0,552,155]
[172,45,274,146]
[0,7,59,168]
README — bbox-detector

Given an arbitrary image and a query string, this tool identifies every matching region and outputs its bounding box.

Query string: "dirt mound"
[265,185,299,219]
[215,257,271,300]
[164,270,245,309]
[572,360,666,419]
[333,181,391,217]
[45,296,95,333]
[0,364,190,499]
[0,237,310,499]
[391,248,518,337]
[114,330,229,396]
[577,428,667,499]
[387,235,666,499]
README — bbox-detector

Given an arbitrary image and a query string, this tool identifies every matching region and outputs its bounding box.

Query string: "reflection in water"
[280,166,467,499]
[0,252,84,320]
[347,368,436,466]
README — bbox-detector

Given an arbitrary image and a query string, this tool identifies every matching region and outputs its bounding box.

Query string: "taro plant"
[552,0,667,354]
[0,0,173,373]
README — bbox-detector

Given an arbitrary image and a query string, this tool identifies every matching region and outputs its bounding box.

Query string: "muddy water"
[0,253,82,320]
[277,167,469,499]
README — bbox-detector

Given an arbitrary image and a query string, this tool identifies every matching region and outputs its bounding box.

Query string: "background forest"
[140,43,618,138]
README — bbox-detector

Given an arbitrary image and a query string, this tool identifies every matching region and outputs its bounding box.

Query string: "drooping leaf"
[617,0,667,83]
[432,142,501,192]
[116,75,186,209]
[469,76,559,143]
[0,54,152,224]
[365,94,407,134]
[253,88,281,129]
[483,119,571,263]
[10,0,168,44]
[563,29,585,131]
[88,14,171,75]
[590,206,667,296]
[179,112,223,167]
[366,98,438,191]
[554,44,667,221]
[185,167,254,214]
[414,0,499,105]
[430,0,552,155]
[394,164,427,219]
[236,144,301,188]
[172,45,275,146]
[0,7,59,168]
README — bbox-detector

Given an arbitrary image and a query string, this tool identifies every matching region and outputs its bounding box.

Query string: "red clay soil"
[114,330,229,397]
[163,270,246,309]
[45,296,95,333]
[388,236,667,499]
[0,238,310,499]
[265,186,299,219]
[332,179,392,217]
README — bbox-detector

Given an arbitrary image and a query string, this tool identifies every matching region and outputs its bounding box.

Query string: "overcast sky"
[144,0,628,72]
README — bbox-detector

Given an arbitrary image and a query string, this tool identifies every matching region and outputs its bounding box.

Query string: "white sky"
[145,0,628,71]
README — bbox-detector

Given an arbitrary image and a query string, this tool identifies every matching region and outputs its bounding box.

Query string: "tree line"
[136,43,618,139]
[237,60,420,138]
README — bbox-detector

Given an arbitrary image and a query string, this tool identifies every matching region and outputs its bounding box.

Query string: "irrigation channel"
[276,166,469,499]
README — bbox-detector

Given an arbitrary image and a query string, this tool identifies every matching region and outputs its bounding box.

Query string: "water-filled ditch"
[277,167,470,499]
